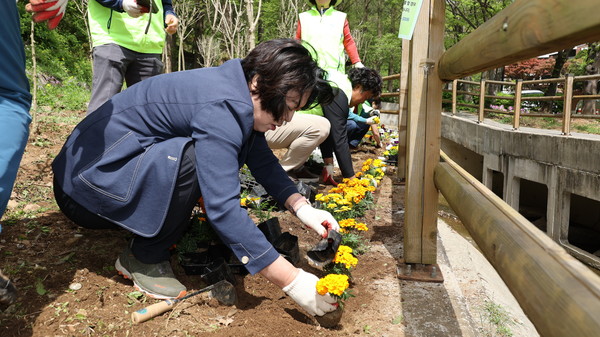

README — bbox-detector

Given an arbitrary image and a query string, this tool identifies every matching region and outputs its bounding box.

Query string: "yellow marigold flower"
[316,274,349,297]
[355,222,369,231]
[326,203,337,209]
[240,198,247,207]
[339,218,356,228]
[373,159,384,167]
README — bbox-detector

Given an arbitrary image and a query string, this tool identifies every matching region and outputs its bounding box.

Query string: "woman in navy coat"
[52,39,340,317]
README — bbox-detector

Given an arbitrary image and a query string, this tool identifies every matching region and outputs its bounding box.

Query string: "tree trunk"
[163,35,174,74]
[582,44,600,115]
[541,49,569,113]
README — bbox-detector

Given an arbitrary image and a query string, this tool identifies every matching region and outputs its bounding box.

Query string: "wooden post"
[513,79,523,130]
[478,79,486,123]
[396,39,410,182]
[562,74,574,135]
[451,79,458,115]
[403,0,445,264]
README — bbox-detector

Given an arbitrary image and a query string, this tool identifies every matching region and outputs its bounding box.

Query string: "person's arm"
[161,0,176,16]
[342,19,361,65]
[370,124,381,147]
[348,107,368,123]
[295,20,302,40]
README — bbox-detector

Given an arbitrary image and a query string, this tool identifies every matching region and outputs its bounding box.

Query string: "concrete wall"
[440,112,600,269]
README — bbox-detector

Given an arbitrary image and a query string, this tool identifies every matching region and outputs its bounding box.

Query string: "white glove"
[324,164,335,177]
[122,0,144,18]
[296,204,340,238]
[366,116,377,125]
[282,269,338,316]
[353,62,365,68]
[26,0,69,30]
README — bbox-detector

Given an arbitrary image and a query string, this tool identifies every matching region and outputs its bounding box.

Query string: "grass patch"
[480,300,515,337]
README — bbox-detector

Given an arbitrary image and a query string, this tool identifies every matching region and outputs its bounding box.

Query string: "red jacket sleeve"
[343,19,361,64]
[295,20,302,40]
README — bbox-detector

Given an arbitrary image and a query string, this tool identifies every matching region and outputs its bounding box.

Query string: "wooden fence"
[396,1,600,336]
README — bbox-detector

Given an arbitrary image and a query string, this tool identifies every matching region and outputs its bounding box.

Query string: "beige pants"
[265,114,330,172]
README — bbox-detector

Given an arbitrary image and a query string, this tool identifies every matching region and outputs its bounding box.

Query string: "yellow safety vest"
[88,1,166,54]
[299,6,352,115]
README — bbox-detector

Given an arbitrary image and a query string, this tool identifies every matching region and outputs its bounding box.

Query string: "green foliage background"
[15,0,599,111]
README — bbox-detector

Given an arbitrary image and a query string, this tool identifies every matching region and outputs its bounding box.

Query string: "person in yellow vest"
[274,0,376,186]
[87,0,179,113]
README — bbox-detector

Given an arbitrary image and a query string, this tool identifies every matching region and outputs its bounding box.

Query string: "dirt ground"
[0,109,409,336]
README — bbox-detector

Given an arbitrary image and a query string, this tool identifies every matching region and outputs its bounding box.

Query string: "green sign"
[398,0,424,40]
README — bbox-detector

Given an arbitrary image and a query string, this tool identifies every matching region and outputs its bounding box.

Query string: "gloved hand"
[369,109,381,117]
[366,116,378,125]
[122,0,148,18]
[296,204,340,238]
[282,269,338,316]
[26,0,68,30]
[353,62,365,68]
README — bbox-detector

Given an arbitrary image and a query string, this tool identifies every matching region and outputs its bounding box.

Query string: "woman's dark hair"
[348,67,383,97]
[309,0,338,6]
[241,39,334,121]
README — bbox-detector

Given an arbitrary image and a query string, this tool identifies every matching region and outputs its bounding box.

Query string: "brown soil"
[0,109,406,336]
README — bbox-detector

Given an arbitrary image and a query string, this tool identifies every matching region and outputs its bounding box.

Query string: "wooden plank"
[403,0,431,263]
[396,39,410,182]
[451,79,457,115]
[421,0,445,264]
[434,155,600,337]
[513,80,523,129]
[478,80,486,123]
[438,0,600,80]
[403,0,444,264]
[562,74,574,135]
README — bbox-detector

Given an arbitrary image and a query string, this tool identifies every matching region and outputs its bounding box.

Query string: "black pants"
[319,90,355,178]
[54,143,201,264]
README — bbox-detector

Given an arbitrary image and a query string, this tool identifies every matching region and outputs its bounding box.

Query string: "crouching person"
[52,39,341,317]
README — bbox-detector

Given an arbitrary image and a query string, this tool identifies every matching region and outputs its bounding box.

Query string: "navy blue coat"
[52,59,297,274]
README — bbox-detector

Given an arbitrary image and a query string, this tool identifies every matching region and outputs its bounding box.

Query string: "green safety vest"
[88,1,166,54]
[298,6,352,116]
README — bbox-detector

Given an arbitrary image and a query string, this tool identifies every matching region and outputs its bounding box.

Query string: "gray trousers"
[87,43,163,114]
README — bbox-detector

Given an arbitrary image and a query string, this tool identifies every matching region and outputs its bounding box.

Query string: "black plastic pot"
[385,154,398,166]
[273,232,300,265]
[200,257,237,286]
[258,217,282,244]
[180,244,248,276]
[295,181,317,203]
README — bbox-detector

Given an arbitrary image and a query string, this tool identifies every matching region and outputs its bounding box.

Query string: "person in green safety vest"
[290,0,378,185]
[86,0,179,114]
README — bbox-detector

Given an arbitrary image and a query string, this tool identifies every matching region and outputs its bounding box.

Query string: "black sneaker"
[115,247,186,300]
[289,166,319,183]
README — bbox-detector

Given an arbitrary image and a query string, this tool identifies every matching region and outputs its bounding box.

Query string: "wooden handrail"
[437,0,600,80]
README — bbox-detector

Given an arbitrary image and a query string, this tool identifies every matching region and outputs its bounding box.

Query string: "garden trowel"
[307,221,342,265]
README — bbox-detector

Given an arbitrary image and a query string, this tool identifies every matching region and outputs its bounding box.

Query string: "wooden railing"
[443,74,600,135]
[381,73,600,135]
[394,1,600,336]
